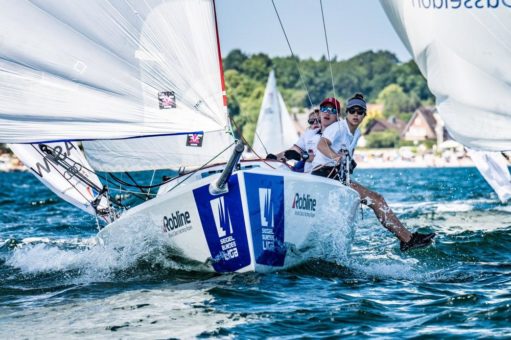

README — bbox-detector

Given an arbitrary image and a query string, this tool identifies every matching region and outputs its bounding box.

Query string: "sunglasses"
[347,107,366,116]
[308,118,320,125]
[320,106,338,115]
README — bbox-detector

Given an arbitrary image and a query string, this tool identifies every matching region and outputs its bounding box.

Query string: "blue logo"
[245,173,286,266]
[411,0,511,9]
[193,175,251,272]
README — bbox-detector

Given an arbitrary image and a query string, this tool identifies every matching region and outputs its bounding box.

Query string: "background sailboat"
[251,70,299,156]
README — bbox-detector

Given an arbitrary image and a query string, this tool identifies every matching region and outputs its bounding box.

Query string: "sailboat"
[0,0,360,273]
[380,0,511,203]
[251,70,299,156]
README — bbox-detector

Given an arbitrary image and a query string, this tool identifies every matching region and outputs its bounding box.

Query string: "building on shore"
[401,107,450,146]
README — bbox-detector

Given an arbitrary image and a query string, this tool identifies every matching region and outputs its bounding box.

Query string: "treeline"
[224,49,434,143]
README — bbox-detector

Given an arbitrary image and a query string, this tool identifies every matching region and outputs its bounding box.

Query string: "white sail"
[380,1,511,151]
[467,149,511,203]
[0,0,230,145]
[83,130,233,172]
[9,142,111,223]
[252,70,298,156]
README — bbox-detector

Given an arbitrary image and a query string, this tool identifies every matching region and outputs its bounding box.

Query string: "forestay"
[0,0,232,156]
[380,0,511,151]
[252,70,298,155]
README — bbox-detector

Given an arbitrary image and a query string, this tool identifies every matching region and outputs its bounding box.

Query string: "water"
[1,168,510,338]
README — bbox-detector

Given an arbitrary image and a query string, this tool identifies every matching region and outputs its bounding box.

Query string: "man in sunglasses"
[311,94,435,251]
[267,109,321,172]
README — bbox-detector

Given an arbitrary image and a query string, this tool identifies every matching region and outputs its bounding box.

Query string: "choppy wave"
[1,168,511,337]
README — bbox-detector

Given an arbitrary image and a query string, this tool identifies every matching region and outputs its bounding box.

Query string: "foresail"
[83,130,233,172]
[0,0,229,144]
[9,143,111,223]
[380,0,511,151]
[278,92,300,150]
[252,71,298,155]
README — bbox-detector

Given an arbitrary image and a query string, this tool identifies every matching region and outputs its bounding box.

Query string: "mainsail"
[380,0,511,151]
[251,70,298,156]
[0,0,233,166]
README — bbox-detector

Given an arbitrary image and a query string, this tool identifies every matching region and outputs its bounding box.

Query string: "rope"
[146,169,157,199]
[319,0,337,99]
[30,144,93,207]
[229,117,277,169]
[163,141,238,194]
[271,0,314,108]
[224,78,271,157]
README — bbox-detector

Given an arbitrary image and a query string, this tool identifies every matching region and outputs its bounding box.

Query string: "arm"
[317,137,342,163]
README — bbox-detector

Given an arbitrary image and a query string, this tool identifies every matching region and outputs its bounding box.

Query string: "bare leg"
[350,181,412,243]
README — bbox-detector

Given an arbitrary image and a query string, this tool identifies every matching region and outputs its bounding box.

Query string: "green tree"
[222,49,433,145]
[223,49,248,72]
[240,53,272,83]
[376,84,409,117]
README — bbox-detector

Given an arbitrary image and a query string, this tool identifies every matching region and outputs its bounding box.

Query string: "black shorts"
[311,166,339,179]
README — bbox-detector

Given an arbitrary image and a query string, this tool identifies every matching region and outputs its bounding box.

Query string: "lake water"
[1,168,510,338]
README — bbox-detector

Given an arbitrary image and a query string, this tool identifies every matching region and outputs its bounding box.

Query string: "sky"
[216,0,412,62]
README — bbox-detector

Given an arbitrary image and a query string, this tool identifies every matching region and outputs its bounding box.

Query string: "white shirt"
[311,120,361,168]
[294,128,321,173]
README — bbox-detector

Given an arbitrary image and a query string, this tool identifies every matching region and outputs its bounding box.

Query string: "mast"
[212,0,228,109]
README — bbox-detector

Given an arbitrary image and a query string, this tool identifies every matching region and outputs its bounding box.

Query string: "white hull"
[98,162,360,273]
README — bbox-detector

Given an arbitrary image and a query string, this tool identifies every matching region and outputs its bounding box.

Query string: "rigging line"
[125,172,148,195]
[318,0,344,143]
[165,141,236,194]
[224,78,270,157]
[271,0,314,108]
[319,0,337,99]
[146,170,157,199]
[29,144,96,207]
[229,117,276,169]
[108,172,178,190]
[40,144,102,191]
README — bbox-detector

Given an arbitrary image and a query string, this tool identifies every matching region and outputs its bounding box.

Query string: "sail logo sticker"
[193,175,251,272]
[245,173,286,266]
[410,0,511,9]
[292,193,316,218]
[32,142,79,178]
[186,133,203,147]
[158,91,176,109]
[210,196,238,260]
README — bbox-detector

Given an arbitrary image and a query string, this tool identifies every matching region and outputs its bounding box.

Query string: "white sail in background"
[9,143,111,223]
[251,70,298,156]
[0,0,230,146]
[467,149,511,203]
[380,1,511,151]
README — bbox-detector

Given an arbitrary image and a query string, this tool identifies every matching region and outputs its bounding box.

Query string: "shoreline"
[0,151,484,173]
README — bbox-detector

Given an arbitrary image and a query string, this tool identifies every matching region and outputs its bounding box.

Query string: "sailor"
[311,94,436,251]
[267,109,322,173]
